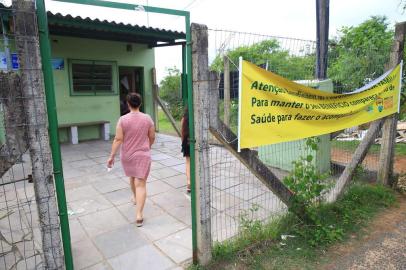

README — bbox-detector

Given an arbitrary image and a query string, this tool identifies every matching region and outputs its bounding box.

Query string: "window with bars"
[69,60,118,95]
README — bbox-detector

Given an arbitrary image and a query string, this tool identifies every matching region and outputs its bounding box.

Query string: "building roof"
[47,12,186,46]
[0,4,186,46]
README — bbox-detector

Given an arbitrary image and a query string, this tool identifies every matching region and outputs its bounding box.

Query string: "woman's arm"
[148,124,155,148]
[180,117,184,140]
[107,122,124,168]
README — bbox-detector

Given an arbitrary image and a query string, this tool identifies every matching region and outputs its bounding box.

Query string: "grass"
[332,140,406,156]
[190,184,397,270]
[157,109,180,136]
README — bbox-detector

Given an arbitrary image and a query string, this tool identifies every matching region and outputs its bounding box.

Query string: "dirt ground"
[331,148,406,174]
[319,195,406,270]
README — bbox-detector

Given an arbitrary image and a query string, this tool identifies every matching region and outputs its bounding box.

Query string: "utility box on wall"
[258,79,333,174]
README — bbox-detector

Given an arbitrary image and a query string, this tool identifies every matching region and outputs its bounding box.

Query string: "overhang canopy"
[47,12,186,47]
[0,4,186,47]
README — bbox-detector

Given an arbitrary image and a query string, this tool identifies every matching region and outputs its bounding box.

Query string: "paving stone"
[68,195,114,217]
[151,153,172,161]
[147,180,174,196]
[162,174,188,189]
[150,189,190,212]
[68,218,87,243]
[250,192,287,212]
[138,213,187,241]
[171,164,186,173]
[151,161,166,170]
[78,208,127,237]
[150,167,181,180]
[86,150,110,159]
[79,164,110,175]
[159,157,185,167]
[64,177,90,190]
[69,159,99,168]
[83,262,113,270]
[225,201,270,223]
[108,244,174,270]
[92,177,128,194]
[16,240,41,259]
[211,191,241,212]
[165,204,192,227]
[92,156,110,164]
[72,238,104,270]
[155,228,192,264]
[211,176,240,190]
[224,184,267,201]
[63,166,90,179]
[117,200,165,223]
[0,249,19,269]
[211,213,239,242]
[93,224,148,258]
[62,152,89,162]
[104,188,133,206]
[66,185,100,202]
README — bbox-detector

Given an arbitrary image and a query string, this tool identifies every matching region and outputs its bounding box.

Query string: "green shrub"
[159,67,184,120]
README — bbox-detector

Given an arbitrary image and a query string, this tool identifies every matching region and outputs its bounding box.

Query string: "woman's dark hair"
[126,93,142,109]
[181,106,189,140]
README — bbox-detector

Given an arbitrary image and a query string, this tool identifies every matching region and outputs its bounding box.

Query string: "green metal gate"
[35,1,196,268]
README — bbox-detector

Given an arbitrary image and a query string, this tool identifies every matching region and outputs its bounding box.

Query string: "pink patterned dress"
[118,112,154,179]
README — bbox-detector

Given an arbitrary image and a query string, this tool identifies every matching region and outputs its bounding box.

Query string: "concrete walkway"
[63,134,192,270]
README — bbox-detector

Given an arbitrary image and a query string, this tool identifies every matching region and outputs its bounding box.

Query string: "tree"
[328,16,393,92]
[159,67,183,120]
[210,39,316,81]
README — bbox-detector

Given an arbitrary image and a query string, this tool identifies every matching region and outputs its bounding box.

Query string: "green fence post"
[181,44,188,107]
[35,1,74,269]
[185,13,199,264]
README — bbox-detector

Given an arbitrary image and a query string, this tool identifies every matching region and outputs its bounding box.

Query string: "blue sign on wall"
[11,53,19,70]
[51,58,64,70]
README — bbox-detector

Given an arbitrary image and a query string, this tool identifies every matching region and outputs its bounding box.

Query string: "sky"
[36,0,406,82]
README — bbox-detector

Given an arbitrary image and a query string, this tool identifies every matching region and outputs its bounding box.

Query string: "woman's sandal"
[131,197,137,205]
[186,185,191,193]
[136,218,144,227]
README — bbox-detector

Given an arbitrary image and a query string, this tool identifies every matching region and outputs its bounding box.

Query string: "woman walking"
[181,107,191,193]
[107,93,155,227]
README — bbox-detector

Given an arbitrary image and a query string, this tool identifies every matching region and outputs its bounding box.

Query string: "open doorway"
[119,66,144,115]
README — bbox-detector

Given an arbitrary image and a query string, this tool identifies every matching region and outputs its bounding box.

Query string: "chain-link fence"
[0,2,64,269]
[193,27,401,246]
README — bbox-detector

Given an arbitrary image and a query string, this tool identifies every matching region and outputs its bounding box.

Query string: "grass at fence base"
[332,140,406,156]
[190,184,396,270]
[157,109,180,136]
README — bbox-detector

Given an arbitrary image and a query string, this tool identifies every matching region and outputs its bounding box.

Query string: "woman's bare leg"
[134,178,147,220]
[186,156,190,190]
[129,177,136,203]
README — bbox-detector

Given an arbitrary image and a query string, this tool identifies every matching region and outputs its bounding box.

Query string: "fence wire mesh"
[0,71,44,268]
[205,28,394,243]
[0,3,64,269]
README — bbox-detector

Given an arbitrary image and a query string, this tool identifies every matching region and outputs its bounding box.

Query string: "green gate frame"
[35,0,197,268]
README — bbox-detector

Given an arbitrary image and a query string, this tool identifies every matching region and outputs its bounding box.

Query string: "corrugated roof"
[47,11,185,40]
[0,4,186,45]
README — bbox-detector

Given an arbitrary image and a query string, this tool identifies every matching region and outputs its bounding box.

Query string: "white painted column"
[70,126,78,144]
[101,123,110,141]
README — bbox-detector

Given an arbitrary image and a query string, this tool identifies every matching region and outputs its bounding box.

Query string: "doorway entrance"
[119,66,144,115]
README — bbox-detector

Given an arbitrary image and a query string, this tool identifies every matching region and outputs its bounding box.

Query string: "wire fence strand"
[204,28,396,244]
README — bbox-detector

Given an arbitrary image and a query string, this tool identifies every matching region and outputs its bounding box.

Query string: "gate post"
[14,0,65,268]
[378,22,406,185]
[223,56,231,127]
[191,23,212,265]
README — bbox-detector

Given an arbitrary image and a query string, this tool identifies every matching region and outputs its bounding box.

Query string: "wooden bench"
[59,121,110,144]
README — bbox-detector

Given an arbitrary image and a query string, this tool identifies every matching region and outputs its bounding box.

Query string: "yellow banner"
[238,59,403,150]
